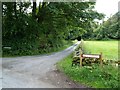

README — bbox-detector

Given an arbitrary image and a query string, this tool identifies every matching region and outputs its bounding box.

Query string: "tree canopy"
[94,12,119,40]
[2,1,104,56]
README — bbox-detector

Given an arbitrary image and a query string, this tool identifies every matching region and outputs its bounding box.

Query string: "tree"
[2,1,104,56]
[95,12,119,40]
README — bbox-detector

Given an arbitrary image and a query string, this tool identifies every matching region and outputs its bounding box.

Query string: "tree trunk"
[14,2,17,19]
[37,2,47,23]
[32,0,36,19]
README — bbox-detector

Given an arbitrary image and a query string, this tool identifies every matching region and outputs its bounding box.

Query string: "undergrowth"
[2,40,73,57]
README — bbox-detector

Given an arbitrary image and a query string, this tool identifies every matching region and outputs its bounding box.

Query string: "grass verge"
[57,40,119,88]
[57,54,119,88]
[83,41,118,60]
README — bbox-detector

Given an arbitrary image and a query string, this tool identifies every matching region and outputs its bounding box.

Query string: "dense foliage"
[94,12,120,40]
[2,1,104,56]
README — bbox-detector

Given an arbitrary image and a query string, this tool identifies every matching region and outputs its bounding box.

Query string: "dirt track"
[1,41,88,88]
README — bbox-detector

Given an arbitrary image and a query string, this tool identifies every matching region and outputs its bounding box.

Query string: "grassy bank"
[83,41,118,60]
[57,40,119,88]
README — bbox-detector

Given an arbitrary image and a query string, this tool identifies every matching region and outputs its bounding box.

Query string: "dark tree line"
[2,1,104,56]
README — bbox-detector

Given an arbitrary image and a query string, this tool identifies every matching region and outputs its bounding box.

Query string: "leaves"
[95,12,120,40]
[2,2,104,56]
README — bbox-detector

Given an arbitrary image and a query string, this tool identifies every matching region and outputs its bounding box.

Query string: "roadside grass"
[83,41,118,61]
[57,54,119,88]
[57,40,119,88]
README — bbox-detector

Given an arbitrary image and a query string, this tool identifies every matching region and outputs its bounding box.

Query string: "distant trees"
[95,12,120,40]
[2,1,104,56]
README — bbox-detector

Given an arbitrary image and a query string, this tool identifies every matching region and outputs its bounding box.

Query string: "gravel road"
[0,41,87,88]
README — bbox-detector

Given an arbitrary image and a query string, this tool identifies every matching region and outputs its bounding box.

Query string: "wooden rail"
[80,52,103,67]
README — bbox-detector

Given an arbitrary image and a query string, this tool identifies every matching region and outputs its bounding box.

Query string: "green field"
[83,41,118,60]
[57,40,119,88]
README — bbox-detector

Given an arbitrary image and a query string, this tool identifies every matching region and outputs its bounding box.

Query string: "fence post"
[100,52,103,67]
[80,51,83,67]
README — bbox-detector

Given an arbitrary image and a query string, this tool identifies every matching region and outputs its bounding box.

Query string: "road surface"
[0,41,87,88]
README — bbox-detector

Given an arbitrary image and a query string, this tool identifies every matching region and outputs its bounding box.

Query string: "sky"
[95,0,120,20]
